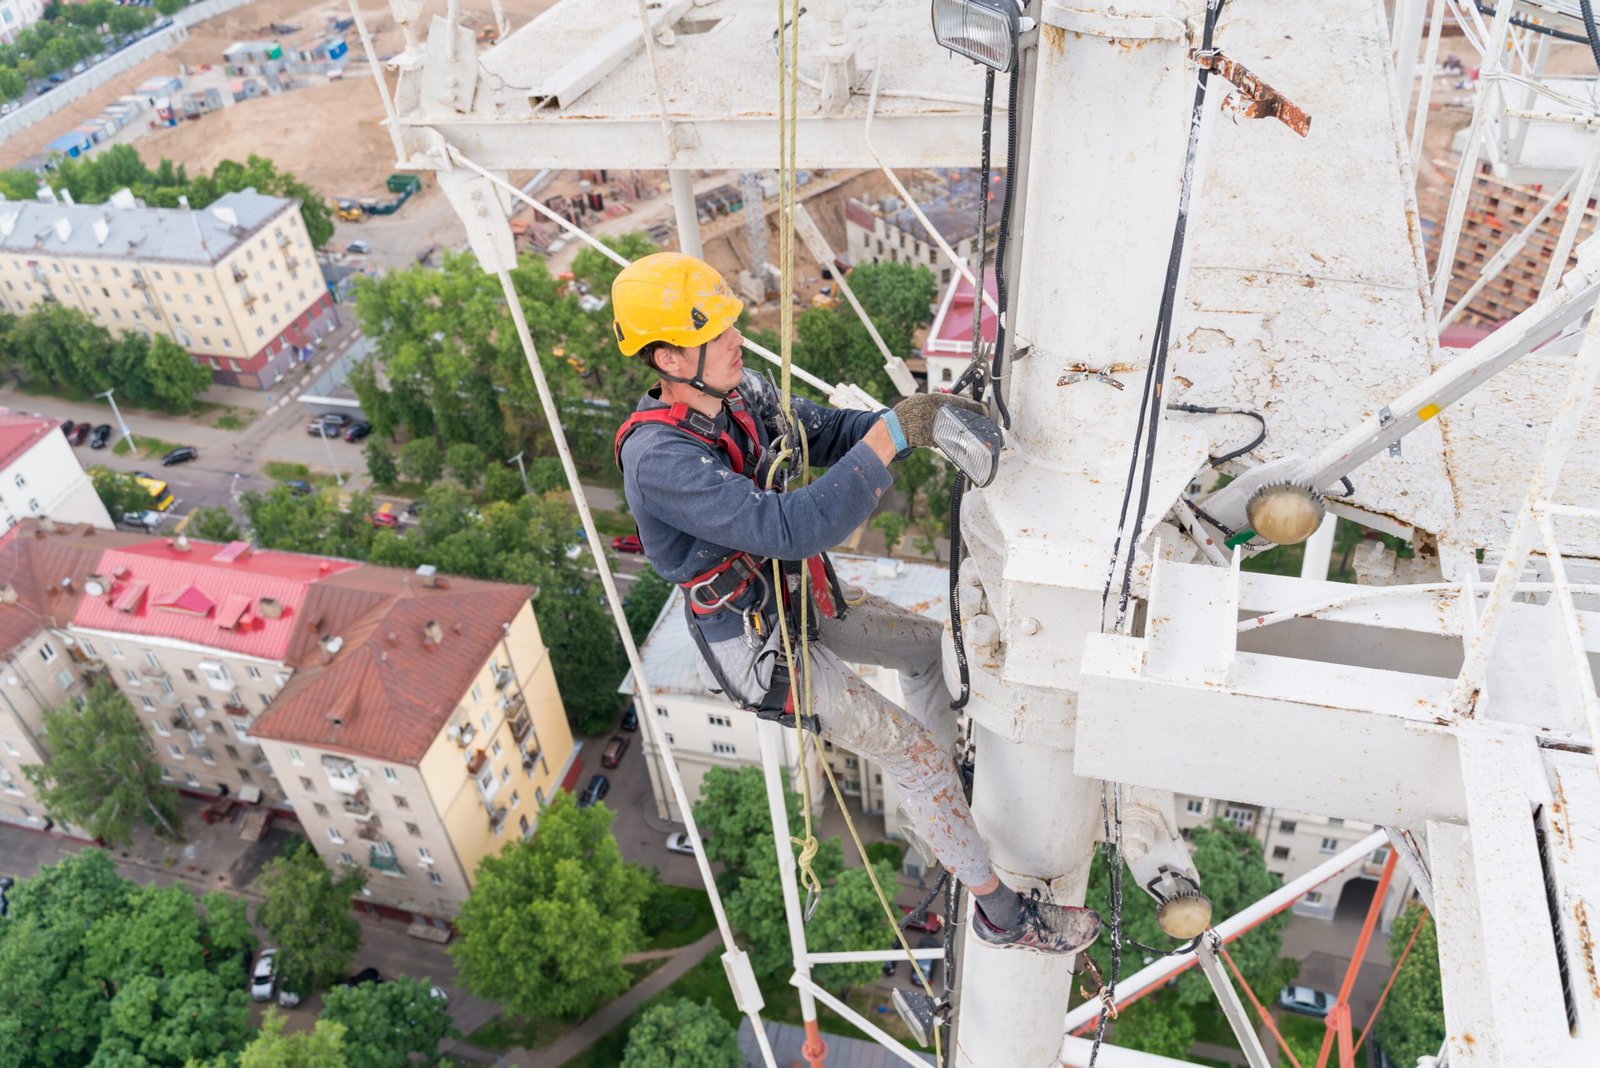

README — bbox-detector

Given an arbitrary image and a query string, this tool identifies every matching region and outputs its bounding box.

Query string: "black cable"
[1474,2,1596,48]
[947,474,971,710]
[1580,0,1600,71]
[951,70,998,403]
[902,870,949,929]
[988,64,1021,430]
[1169,402,1267,468]
[1100,0,1227,635]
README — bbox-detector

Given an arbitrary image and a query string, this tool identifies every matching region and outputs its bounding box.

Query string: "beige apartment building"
[0,188,337,389]
[0,520,574,923]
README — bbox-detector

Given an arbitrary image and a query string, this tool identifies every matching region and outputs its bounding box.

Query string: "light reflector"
[931,0,1021,72]
[933,403,1004,488]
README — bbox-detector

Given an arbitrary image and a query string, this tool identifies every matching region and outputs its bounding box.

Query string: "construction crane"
[353,0,1600,1065]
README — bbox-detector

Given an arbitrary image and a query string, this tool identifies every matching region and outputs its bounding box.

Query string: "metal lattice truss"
[352,0,1600,1065]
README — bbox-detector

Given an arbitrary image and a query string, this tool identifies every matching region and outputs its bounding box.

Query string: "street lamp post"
[507,451,531,495]
[95,389,134,451]
[317,422,346,486]
[231,472,242,506]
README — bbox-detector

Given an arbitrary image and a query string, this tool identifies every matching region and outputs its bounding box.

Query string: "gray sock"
[974,883,1023,930]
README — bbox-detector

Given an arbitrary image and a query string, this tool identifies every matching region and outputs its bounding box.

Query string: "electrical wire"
[1169,402,1267,468]
[989,65,1021,430]
[1473,2,1598,48]
[1580,0,1600,70]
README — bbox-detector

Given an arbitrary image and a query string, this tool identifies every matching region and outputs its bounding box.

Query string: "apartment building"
[844,169,1006,288]
[0,412,112,534]
[0,0,45,46]
[623,554,945,840]
[0,521,574,923]
[0,188,337,389]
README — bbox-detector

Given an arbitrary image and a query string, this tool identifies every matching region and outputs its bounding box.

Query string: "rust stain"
[1575,900,1600,1000]
[1193,49,1312,137]
[1042,24,1067,59]
[1463,1033,1476,1048]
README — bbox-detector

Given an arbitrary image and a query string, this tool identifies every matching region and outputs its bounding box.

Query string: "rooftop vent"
[60,189,74,207]
[0,584,17,605]
[423,620,444,647]
[210,205,239,228]
[416,564,439,588]
[256,596,284,619]
[57,576,73,593]
[171,535,191,553]
[92,218,110,246]
[109,188,137,211]
[320,635,344,656]
[84,574,110,596]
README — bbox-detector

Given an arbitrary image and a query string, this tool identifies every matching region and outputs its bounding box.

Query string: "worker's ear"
[650,344,687,376]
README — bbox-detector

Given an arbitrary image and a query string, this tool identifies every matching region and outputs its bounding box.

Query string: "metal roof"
[0,189,294,266]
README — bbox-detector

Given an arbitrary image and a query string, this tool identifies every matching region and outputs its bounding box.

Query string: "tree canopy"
[255,843,368,994]
[793,261,935,403]
[229,1011,349,1068]
[450,792,650,1020]
[620,999,740,1068]
[320,977,458,1068]
[24,678,182,844]
[1372,903,1442,1067]
[0,303,213,412]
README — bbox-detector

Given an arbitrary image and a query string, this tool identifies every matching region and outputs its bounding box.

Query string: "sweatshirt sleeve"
[626,429,893,561]
[789,395,884,468]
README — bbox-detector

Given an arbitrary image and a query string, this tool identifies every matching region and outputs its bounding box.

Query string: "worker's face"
[659,326,744,393]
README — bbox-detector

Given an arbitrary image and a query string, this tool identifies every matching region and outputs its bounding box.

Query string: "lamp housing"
[931,0,1023,72]
[933,403,1004,488]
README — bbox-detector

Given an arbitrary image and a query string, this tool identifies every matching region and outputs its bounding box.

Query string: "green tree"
[107,7,154,35]
[232,1011,348,1068]
[545,588,627,734]
[255,845,367,994]
[153,0,186,15]
[141,335,213,411]
[187,505,243,542]
[794,262,935,403]
[694,766,797,882]
[623,566,671,642]
[92,467,154,520]
[24,679,182,843]
[199,891,256,986]
[240,485,376,560]
[320,977,458,1068]
[364,440,398,487]
[396,438,443,484]
[1372,903,1442,1067]
[96,968,250,1067]
[871,511,908,555]
[620,999,740,1068]
[481,462,523,502]
[571,231,659,297]
[444,442,486,488]
[451,793,650,1021]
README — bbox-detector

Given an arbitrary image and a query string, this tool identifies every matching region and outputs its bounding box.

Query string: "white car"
[665,832,699,856]
[250,949,278,1001]
[1278,985,1332,1018]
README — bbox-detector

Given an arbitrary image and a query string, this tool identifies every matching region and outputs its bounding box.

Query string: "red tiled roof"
[0,413,62,471]
[925,271,997,356]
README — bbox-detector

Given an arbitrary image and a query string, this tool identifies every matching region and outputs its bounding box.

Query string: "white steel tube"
[756,722,822,1029]
[1451,286,1600,716]
[1059,1037,1220,1067]
[1297,513,1337,580]
[1392,0,1427,112]
[1056,831,1388,1038]
[1441,167,1578,328]
[495,270,777,1068]
[1194,937,1272,1068]
[1410,0,1449,169]
[792,974,934,1068]
[1535,510,1600,784]
[346,0,406,163]
[669,169,704,259]
[807,948,943,964]
[1430,0,1515,315]
[1540,129,1600,301]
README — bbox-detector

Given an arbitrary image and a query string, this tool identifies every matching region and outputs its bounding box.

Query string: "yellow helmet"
[611,252,744,357]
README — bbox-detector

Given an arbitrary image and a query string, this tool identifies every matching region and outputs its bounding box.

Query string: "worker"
[611,253,1101,956]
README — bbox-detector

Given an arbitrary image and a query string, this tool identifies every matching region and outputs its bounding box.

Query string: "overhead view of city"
[0,1,1595,1066]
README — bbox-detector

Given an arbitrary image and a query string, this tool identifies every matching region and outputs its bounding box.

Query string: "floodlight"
[1245,482,1327,546]
[893,987,942,1046]
[931,0,1023,72]
[933,404,1004,488]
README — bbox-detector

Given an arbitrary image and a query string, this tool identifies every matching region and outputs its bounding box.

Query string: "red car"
[901,907,943,934]
[368,504,399,528]
[611,534,644,554]
[601,734,630,768]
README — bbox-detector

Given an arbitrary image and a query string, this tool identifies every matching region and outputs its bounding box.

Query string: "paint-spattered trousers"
[695,592,992,885]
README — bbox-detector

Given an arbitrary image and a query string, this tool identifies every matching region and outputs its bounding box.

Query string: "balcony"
[521,749,541,774]
[169,710,192,730]
[130,275,147,289]
[367,844,402,875]
[487,805,507,830]
[356,815,383,842]
[453,723,476,748]
[284,255,300,272]
[341,789,370,816]
[495,666,514,690]
[466,748,487,775]
[509,712,532,743]
[231,265,246,283]
[499,689,526,717]
[222,699,248,717]
[187,729,207,748]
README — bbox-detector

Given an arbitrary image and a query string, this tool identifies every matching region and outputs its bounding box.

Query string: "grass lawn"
[643,885,717,951]
[1275,1011,1326,1066]
[469,958,667,1054]
[263,460,343,489]
[111,434,184,459]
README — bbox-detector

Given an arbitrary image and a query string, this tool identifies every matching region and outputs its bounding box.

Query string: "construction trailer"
[356,1,1600,1067]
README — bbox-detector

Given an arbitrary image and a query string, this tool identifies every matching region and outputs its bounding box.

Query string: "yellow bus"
[134,477,175,512]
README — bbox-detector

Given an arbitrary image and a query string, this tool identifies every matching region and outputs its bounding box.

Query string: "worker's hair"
[638,341,673,374]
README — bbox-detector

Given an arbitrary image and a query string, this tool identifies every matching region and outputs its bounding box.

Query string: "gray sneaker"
[973,891,1102,955]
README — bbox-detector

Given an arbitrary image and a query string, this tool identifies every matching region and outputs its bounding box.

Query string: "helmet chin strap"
[658,343,732,401]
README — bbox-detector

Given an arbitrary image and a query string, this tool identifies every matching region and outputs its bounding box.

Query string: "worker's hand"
[882,393,988,451]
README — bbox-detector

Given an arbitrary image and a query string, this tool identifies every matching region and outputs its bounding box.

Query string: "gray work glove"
[882,393,989,451]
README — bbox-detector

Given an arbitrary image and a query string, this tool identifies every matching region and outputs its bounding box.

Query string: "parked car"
[901,907,944,934]
[336,966,383,988]
[430,985,449,1005]
[89,424,112,449]
[66,422,90,445]
[611,533,644,554]
[368,503,399,528]
[342,420,372,442]
[60,420,76,439]
[578,774,610,807]
[619,703,638,731]
[307,413,352,436]
[250,949,278,1001]
[0,875,13,918]
[160,446,197,466]
[665,832,699,856]
[120,510,165,532]
[346,240,372,255]
[1279,985,1333,1018]
[284,479,313,496]
[911,936,941,984]
[601,734,629,768]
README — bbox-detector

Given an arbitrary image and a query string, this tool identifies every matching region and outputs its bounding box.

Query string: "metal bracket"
[1192,49,1312,138]
[1056,363,1129,391]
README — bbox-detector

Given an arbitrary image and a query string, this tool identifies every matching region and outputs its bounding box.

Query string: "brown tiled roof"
[0,521,156,653]
[251,569,533,764]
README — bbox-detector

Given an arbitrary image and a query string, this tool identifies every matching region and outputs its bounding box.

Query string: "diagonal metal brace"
[1193,49,1312,137]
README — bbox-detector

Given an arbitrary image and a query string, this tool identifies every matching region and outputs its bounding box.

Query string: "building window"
[712,742,736,756]
[79,639,97,659]
[182,668,197,683]
[1,739,17,755]
[394,795,409,809]
[1272,845,1291,860]
[289,748,304,765]
[1319,837,1339,854]
[168,744,184,758]
[656,704,669,717]
[510,791,520,809]
[382,765,397,781]
[246,665,262,680]
[108,642,123,659]
[499,765,511,784]
[299,776,314,792]
[327,827,344,844]
[1328,817,1345,827]
[1278,820,1297,834]
[238,768,253,783]
[124,669,141,686]
[1305,891,1324,905]
[313,802,329,817]
[663,733,674,745]
[471,685,482,704]
[39,641,56,663]
[1185,799,1205,814]
[12,474,23,489]
[184,772,199,786]
[708,714,731,728]
[405,821,422,837]
[428,871,444,887]
[520,814,531,838]
[417,846,433,863]
[340,852,356,866]
[144,652,161,671]
[56,669,72,691]
[154,720,170,737]
[490,740,501,757]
